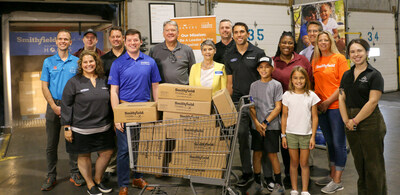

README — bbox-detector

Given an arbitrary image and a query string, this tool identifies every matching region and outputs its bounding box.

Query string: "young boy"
[249,56,284,194]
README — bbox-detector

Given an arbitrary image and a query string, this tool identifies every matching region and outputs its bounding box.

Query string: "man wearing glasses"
[299,20,323,62]
[149,20,195,84]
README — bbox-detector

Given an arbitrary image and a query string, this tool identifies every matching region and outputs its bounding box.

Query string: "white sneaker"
[290,190,299,195]
[301,191,311,195]
[321,180,344,194]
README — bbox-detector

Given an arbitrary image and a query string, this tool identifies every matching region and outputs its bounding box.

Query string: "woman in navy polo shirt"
[338,39,387,195]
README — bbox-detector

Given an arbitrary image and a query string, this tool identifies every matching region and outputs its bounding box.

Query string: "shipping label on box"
[175,138,229,153]
[212,89,237,127]
[157,99,211,115]
[114,102,158,123]
[158,83,212,101]
[167,126,220,139]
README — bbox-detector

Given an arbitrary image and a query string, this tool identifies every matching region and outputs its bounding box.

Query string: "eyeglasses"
[169,52,177,63]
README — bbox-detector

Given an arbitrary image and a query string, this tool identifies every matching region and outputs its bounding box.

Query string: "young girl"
[281,66,320,195]
[319,2,338,40]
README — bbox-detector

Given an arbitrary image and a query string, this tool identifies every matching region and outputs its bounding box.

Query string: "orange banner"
[172,16,216,50]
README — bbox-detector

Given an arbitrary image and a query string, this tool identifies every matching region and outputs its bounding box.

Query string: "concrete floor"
[1,92,400,195]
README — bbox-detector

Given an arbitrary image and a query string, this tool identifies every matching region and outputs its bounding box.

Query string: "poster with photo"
[293,0,346,54]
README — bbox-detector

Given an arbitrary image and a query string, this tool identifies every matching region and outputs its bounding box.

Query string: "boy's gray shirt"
[249,79,283,130]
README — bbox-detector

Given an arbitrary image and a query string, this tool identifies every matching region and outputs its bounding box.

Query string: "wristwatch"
[281,133,287,138]
[263,119,270,126]
[64,127,71,131]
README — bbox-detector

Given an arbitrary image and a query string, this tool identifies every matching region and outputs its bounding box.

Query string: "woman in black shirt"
[338,39,387,195]
[61,50,114,195]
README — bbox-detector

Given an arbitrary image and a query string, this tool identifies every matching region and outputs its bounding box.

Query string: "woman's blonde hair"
[312,31,340,65]
[288,66,311,95]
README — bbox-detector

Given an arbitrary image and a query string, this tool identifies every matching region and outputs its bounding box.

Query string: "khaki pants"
[346,107,387,195]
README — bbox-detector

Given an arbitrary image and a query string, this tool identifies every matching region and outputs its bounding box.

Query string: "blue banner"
[10,32,104,56]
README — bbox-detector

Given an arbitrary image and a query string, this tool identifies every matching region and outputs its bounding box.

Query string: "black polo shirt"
[340,63,384,108]
[214,39,235,64]
[101,49,126,77]
[224,42,266,102]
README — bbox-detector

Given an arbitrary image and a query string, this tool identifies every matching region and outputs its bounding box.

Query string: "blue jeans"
[116,126,142,187]
[318,109,347,171]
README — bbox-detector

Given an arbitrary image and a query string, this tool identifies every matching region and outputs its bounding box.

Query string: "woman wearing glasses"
[189,39,227,95]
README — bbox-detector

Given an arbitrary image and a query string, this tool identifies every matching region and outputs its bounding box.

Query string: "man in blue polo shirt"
[108,29,161,195]
[40,29,85,191]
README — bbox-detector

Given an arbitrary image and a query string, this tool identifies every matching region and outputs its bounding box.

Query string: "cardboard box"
[212,89,237,127]
[163,112,216,128]
[19,80,43,99]
[19,97,47,115]
[22,71,41,81]
[168,163,224,179]
[175,138,229,153]
[158,83,212,101]
[171,153,227,169]
[19,80,47,115]
[113,102,158,123]
[157,99,211,115]
[137,151,164,174]
[166,126,220,139]
[162,111,205,120]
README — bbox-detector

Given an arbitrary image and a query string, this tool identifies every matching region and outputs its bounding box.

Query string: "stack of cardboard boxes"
[157,84,237,179]
[111,84,238,179]
[19,72,47,116]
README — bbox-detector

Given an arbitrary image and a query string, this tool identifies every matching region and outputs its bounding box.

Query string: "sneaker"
[70,172,85,187]
[290,190,299,195]
[301,192,311,195]
[321,180,344,194]
[315,176,332,186]
[283,176,292,189]
[132,178,154,190]
[95,181,112,193]
[236,173,254,187]
[263,177,275,192]
[271,183,285,195]
[87,186,102,195]
[41,176,57,191]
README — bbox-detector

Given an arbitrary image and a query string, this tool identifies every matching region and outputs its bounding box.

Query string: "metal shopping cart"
[126,96,254,195]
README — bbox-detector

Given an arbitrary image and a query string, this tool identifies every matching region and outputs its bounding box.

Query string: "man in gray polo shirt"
[149,20,195,84]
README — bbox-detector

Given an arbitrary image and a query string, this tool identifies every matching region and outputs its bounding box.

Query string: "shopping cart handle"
[238,95,254,110]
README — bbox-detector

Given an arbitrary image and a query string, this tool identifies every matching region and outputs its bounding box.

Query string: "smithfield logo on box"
[175,88,195,96]
[194,142,214,147]
[125,111,144,118]
[189,155,210,160]
[184,128,204,134]
[175,101,194,107]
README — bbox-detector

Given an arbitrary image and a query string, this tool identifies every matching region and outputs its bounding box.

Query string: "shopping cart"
[126,96,254,195]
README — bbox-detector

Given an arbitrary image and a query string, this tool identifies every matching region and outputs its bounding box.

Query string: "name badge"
[80,88,89,92]
[141,61,150,65]
[215,71,223,75]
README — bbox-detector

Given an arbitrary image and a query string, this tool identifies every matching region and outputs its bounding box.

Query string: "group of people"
[38,17,387,195]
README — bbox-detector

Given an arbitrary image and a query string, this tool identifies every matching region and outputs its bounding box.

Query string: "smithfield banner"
[10,31,104,56]
[292,0,346,54]
[172,16,216,62]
